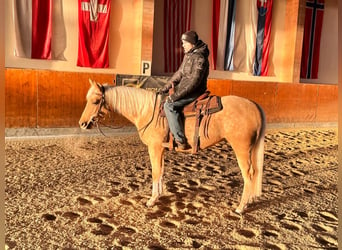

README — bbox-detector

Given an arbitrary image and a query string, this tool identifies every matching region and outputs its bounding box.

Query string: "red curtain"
[13,0,52,59]
[77,0,111,68]
[163,0,192,73]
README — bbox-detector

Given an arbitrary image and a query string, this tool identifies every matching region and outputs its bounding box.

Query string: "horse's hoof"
[234,208,243,215]
[146,199,156,207]
[235,204,247,214]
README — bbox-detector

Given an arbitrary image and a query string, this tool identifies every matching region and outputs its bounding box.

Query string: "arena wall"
[5,69,337,128]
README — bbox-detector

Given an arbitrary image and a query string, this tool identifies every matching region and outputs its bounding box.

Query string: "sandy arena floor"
[5,127,338,249]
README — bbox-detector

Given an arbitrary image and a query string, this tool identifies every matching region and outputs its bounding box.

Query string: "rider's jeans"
[163,96,197,143]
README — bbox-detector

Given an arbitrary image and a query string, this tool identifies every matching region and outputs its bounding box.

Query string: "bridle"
[89,84,107,122]
[97,84,107,117]
[88,84,114,135]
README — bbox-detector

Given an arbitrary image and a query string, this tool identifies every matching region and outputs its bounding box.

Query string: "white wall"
[5,0,144,74]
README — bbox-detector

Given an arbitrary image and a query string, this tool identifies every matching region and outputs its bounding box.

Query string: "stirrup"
[162,141,171,148]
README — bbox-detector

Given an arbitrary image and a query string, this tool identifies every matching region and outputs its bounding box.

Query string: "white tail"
[251,104,266,197]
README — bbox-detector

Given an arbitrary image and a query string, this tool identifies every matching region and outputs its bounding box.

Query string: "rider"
[158,30,210,150]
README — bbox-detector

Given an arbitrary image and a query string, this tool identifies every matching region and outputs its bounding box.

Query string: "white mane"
[105,86,157,121]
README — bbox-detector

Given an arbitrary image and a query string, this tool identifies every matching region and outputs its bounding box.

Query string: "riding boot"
[175,138,191,150]
[161,137,191,150]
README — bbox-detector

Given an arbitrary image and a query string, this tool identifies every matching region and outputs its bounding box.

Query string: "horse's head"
[79,79,110,129]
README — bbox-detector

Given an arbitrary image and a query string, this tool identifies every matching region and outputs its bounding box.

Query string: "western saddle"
[158,90,223,154]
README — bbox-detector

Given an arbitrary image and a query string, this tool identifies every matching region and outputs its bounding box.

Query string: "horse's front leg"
[146,145,164,207]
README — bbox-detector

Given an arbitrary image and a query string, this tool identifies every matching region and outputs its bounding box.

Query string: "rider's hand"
[166,96,173,103]
[157,86,169,95]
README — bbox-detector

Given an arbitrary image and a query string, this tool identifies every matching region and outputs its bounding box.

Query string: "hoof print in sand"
[77,195,106,206]
[319,211,338,222]
[87,217,103,224]
[159,220,179,229]
[42,213,57,221]
[263,229,279,238]
[184,218,201,225]
[146,209,167,219]
[91,224,114,236]
[236,229,257,239]
[281,220,302,231]
[117,226,137,236]
[147,244,167,250]
[77,197,93,206]
[263,243,285,250]
[315,235,338,247]
[87,214,115,236]
[62,212,81,221]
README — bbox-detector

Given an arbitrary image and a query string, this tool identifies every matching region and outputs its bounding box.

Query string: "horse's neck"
[105,86,156,127]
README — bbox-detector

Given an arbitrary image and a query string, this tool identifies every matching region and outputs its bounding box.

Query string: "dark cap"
[181,31,198,45]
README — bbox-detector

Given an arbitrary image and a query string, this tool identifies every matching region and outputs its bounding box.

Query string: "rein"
[137,92,159,136]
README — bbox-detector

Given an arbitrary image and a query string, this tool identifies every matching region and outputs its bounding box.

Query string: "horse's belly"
[184,115,225,148]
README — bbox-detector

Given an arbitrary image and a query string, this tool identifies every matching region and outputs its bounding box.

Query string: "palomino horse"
[79,79,266,214]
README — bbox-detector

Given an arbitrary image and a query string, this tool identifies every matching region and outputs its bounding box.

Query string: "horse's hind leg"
[146,145,164,207]
[233,146,255,214]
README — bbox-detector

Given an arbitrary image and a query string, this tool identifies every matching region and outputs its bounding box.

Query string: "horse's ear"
[89,78,102,90]
[89,78,95,86]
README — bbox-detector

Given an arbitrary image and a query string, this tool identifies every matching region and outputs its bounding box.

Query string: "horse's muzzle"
[79,119,94,129]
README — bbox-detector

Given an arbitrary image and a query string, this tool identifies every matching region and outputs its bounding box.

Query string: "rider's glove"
[157,87,169,95]
[166,96,173,103]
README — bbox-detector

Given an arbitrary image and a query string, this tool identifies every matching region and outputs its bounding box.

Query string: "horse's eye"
[93,99,101,105]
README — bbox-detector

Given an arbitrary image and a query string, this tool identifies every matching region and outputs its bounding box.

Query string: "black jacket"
[168,40,210,102]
